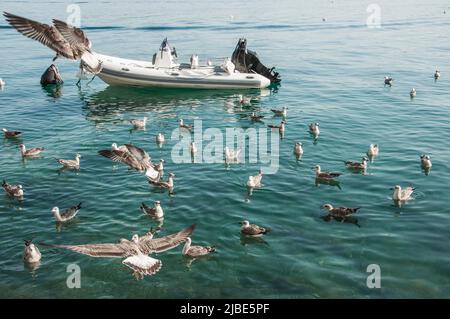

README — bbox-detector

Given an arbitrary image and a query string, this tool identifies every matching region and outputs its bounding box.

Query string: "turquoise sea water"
[1,0,450,298]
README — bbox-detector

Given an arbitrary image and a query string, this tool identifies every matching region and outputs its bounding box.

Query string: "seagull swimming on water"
[271,107,288,117]
[190,141,197,156]
[224,146,241,163]
[149,172,175,191]
[56,153,81,169]
[19,144,44,157]
[41,224,196,279]
[182,237,216,257]
[52,203,82,222]
[2,128,22,138]
[156,133,165,144]
[140,201,164,219]
[179,119,193,131]
[294,142,303,157]
[240,220,270,237]
[384,76,393,86]
[309,123,320,136]
[322,204,360,218]
[130,117,147,129]
[367,144,379,157]
[247,170,263,188]
[268,121,286,135]
[410,88,416,98]
[2,180,24,197]
[314,165,341,180]
[420,154,432,169]
[345,157,368,170]
[392,185,414,201]
[434,69,440,80]
[0,78,5,88]
[23,240,41,263]
[99,144,152,171]
[250,112,264,122]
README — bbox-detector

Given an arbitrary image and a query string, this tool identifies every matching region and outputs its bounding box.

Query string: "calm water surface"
[0,0,450,298]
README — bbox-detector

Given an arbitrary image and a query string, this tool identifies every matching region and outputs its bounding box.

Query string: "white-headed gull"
[2,128,21,138]
[23,240,41,263]
[52,203,82,222]
[19,144,44,157]
[182,237,216,257]
[240,220,270,237]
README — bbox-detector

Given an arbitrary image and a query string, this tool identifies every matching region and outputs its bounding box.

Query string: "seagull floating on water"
[345,157,368,170]
[153,159,165,174]
[149,172,175,191]
[179,119,193,131]
[130,117,147,129]
[314,165,341,180]
[19,144,44,157]
[247,170,263,188]
[392,185,414,201]
[410,88,416,98]
[384,76,393,86]
[271,107,288,117]
[224,146,241,163]
[182,237,216,257]
[240,220,270,237]
[309,123,320,136]
[52,203,82,222]
[99,144,152,171]
[56,153,81,169]
[367,144,379,157]
[140,201,164,219]
[268,121,286,134]
[434,69,440,80]
[156,133,165,144]
[2,180,23,197]
[23,240,41,263]
[190,141,197,156]
[250,112,264,122]
[0,78,5,88]
[294,142,303,157]
[2,128,21,138]
[420,154,432,169]
[41,224,196,279]
[322,204,360,218]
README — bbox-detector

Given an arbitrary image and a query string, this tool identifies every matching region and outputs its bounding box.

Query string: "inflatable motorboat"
[4,12,280,90]
[85,38,280,89]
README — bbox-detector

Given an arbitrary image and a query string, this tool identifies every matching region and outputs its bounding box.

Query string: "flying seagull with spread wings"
[98,144,153,172]
[3,12,101,71]
[41,224,196,279]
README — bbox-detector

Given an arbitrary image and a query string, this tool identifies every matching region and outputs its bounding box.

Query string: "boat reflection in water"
[80,86,277,127]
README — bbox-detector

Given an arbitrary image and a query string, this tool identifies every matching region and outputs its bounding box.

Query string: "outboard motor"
[231,38,281,84]
[40,64,63,86]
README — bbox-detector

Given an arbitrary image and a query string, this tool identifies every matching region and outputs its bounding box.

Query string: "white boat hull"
[93,53,271,89]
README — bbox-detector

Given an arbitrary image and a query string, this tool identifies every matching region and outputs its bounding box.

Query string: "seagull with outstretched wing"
[3,12,101,73]
[41,224,196,279]
[98,144,153,171]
